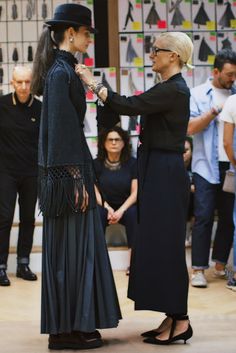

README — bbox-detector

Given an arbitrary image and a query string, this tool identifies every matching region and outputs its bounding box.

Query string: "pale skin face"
[11,66,32,103]
[149,38,181,80]
[212,63,236,90]
[104,131,125,161]
[60,26,92,54]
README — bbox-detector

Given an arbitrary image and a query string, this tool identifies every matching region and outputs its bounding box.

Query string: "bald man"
[0,66,41,286]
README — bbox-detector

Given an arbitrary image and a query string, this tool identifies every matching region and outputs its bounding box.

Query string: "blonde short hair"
[158,32,193,67]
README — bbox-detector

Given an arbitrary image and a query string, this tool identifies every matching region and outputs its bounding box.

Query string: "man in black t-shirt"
[0,66,41,286]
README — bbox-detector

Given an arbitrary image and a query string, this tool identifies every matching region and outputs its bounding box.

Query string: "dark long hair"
[31,24,80,96]
[97,126,131,164]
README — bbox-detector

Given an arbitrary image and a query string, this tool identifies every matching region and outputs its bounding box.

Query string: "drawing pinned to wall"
[198,37,215,61]
[126,37,138,63]
[192,1,216,31]
[193,32,217,65]
[217,31,235,51]
[119,33,144,67]
[11,0,18,20]
[120,67,144,134]
[167,0,192,31]
[194,2,210,27]
[27,44,33,61]
[118,0,143,32]
[12,46,19,62]
[42,0,48,19]
[145,1,160,29]
[143,0,167,31]
[144,33,156,65]
[217,1,236,30]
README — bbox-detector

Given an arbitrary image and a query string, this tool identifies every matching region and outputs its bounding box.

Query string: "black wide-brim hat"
[45,3,97,33]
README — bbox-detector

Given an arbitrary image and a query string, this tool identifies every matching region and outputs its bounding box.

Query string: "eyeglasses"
[106,138,122,143]
[151,46,172,55]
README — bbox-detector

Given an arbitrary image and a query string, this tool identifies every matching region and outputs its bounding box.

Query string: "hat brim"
[45,19,97,33]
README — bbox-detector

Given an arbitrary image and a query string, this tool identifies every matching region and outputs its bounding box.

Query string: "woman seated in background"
[94,126,138,275]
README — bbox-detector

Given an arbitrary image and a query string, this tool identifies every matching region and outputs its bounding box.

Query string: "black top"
[0,92,41,176]
[94,157,137,208]
[106,73,190,153]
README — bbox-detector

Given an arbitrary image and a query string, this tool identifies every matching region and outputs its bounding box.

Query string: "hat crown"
[46,3,95,32]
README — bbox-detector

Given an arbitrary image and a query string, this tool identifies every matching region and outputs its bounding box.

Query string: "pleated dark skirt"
[41,206,122,334]
[128,149,189,314]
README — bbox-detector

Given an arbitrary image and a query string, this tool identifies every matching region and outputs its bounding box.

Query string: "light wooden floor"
[0,267,236,353]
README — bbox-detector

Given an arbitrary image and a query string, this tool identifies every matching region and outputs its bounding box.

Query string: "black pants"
[0,173,38,268]
[192,162,235,268]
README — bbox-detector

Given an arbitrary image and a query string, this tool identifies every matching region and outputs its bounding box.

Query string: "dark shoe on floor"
[0,269,10,286]
[48,332,103,350]
[141,329,160,337]
[144,317,193,345]
[74,330,101,340]
[16,265,37,281]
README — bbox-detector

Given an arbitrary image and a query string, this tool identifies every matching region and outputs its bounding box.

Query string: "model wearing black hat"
[31,3,121,351]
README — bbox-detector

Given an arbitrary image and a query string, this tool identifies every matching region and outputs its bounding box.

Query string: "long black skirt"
[128,149,189,314]
[41,206,122,334]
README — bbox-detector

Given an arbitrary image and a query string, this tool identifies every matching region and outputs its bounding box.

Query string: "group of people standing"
[1,2,236,351]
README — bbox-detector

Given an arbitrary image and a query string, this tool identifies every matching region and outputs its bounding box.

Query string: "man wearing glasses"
[0,66,41,286]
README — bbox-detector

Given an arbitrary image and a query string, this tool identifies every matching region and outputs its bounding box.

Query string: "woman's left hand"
[109,208,125,224]
[75,64,93,86]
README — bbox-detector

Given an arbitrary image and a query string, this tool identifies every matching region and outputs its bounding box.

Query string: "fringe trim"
[39,165,96,217]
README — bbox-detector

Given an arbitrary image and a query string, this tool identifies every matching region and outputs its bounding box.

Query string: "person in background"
[220,93,236,291]
[31,3,121,350]
[94,126,138,276]
[188,49,236,288]
[77,31,194,345]
[0,66,41,286]
[184,136,194,247]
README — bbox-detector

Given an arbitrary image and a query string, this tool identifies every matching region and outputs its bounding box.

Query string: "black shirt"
[94,157,137,208]
[106,73,190,153]
[0,93,41,176]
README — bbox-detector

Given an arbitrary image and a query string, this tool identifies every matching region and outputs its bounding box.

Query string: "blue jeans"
[192,165,234,269]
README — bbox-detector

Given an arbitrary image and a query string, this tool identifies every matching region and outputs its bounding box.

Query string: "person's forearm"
[224,144,236,167]
[187,109,218,135]
[118,191,137,213]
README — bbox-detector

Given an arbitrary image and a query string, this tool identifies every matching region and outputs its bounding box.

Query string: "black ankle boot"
[0,269,10,286]
[16,265,37,281]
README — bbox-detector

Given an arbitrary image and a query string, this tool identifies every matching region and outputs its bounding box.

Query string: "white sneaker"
[191,271,207,288]
[213,269,226,279]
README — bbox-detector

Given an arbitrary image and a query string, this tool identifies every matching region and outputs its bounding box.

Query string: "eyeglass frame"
[105,137,123,143]
[151,46,180,58]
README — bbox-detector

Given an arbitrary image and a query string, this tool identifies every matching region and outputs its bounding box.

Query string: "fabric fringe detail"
[39,165,96,217]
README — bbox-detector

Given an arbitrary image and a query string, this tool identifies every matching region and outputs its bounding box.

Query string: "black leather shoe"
[0,269,10,286]
[16,265,37,281]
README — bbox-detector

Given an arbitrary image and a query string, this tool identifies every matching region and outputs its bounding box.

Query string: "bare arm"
[109,179,138,224]
[223,122,236,167]
[187,108,219,135]
[94,184,114,219]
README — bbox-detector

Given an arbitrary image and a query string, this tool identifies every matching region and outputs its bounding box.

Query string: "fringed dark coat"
[38,50,96,217]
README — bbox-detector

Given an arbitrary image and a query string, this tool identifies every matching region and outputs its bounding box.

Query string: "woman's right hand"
[75,64,94,86]
[75,185,89,212]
